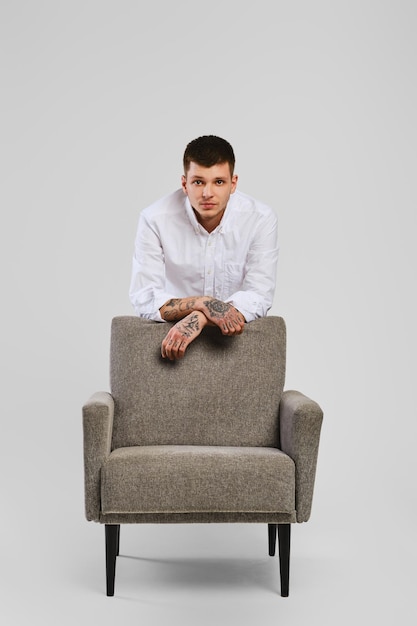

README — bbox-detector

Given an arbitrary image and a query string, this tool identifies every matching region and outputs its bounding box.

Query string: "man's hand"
[195,297,245,335]
[159,296,245,359]
[161,311,207,360]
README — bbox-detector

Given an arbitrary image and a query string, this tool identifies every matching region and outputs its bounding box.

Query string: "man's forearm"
[159,297,202,321]
[160,296,238,322]
[160,296,245,336]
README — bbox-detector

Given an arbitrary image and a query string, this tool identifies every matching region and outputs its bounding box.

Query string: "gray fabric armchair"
[82,316,323,597]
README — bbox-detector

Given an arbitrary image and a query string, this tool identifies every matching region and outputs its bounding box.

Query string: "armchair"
[82,316,323,597]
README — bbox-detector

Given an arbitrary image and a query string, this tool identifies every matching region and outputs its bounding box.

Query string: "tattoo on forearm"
[163,299,181,320]
[163,298,198,320]
[178,314,200,338]
[165,298,180,308]
[203,299,231,318]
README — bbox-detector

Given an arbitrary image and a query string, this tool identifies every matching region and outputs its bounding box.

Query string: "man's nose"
[202,184,213,197]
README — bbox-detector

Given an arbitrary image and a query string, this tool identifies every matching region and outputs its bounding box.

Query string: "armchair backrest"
[109,316,286,449]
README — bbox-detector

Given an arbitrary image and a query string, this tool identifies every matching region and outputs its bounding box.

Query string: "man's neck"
[193,209,225,233]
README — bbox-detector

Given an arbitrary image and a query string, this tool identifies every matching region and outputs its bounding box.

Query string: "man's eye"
[193,180,203,185]
[216,180,225,185]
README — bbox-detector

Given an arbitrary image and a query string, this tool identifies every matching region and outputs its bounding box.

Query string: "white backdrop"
[1,1,416,624]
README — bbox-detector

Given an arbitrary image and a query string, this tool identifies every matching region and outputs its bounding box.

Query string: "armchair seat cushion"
[101,445,296,515]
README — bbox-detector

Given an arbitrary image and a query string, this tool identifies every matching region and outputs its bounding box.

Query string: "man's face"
[182,161,238,232]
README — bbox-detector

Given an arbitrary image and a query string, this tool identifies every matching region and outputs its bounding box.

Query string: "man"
[129,135,279,360]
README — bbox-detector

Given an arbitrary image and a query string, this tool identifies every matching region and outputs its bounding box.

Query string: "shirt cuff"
[226,291,271,322]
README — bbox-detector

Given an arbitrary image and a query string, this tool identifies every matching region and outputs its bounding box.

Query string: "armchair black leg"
[105,524,119,596]
[116,524,120,557]
[278,524,291,597]
[268,523,277,556]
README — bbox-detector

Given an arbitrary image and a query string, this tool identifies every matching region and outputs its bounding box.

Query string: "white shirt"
[129,188,279,322]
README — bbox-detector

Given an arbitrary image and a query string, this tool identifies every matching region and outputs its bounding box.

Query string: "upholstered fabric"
[82,391,114,522]
[279,390,324,522]
[109,316,286,449]
[82,316,323,526]
[99,512,296,524]
[101,445,295,515]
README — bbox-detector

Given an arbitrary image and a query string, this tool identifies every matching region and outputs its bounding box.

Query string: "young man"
[129,135,279,360]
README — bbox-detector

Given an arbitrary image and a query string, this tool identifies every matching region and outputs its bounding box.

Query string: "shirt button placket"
[204,234,216,297]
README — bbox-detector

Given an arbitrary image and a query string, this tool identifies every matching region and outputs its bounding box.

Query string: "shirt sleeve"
[225,209,279,322]
[129,211,174,321]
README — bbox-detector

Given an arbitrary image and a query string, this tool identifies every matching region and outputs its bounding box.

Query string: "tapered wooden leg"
[105,524,119,596]
[268,523,277,556]
[116,524,120,557]
[278,524,291,597]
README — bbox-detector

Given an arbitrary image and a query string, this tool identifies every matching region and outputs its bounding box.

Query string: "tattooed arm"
[160,296,245,359]
[196,297,245,335]
[160,296,245,336]
[159,297,201,322]
[161,311,208,360]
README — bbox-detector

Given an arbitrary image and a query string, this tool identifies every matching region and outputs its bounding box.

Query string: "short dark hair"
[183,135,235,175]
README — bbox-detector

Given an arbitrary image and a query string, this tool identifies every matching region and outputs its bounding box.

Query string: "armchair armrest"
[279,390,323,523]
[82,391,114,522]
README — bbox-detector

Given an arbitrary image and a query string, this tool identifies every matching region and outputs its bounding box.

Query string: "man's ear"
[181,174,187,194]
[231,174,238,193]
